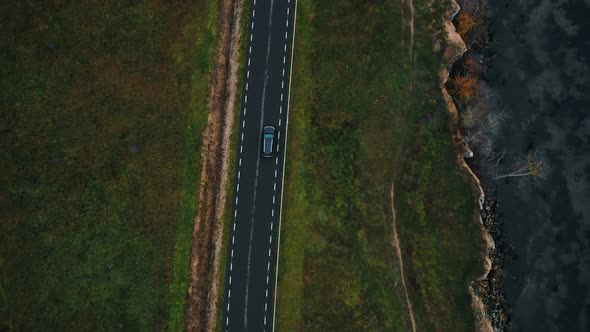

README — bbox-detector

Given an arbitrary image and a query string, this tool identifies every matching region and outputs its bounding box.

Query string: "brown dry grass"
[184,0,243,331]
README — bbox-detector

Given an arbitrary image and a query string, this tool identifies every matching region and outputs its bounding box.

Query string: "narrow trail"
[408,0,415,100]
[390,182,417,332]
[393,2,416,329]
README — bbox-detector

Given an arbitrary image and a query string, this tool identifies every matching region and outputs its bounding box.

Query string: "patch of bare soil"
[439,1,493,331]
[184,0,243,331]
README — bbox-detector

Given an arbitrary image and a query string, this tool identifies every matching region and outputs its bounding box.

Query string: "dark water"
[487,0,590,331]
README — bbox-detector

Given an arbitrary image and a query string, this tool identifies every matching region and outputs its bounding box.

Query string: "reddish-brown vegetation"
[456,12,476,38]
[462,56,483,75]
[447,74,480,103]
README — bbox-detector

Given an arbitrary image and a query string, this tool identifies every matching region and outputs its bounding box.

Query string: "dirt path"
[390,181,417,332]
[392,2,416,329]
[408,0,415,99]
[184,0,243,331]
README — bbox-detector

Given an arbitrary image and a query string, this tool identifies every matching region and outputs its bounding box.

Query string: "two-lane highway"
[222,0,296,331]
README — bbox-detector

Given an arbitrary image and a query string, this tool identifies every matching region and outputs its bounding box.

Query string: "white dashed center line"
[225,2,296,330]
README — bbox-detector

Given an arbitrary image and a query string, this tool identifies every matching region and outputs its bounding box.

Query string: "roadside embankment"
[183,1,244,331]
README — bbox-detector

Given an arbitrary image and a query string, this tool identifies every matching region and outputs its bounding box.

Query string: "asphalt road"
[222,0,296,331]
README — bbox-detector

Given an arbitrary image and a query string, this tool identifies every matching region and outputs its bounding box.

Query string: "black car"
[262,126,275,157]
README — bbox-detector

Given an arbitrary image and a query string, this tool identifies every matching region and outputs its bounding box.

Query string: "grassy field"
[0,1,216,330]
[276,0,485,330]
[167,2,218,331]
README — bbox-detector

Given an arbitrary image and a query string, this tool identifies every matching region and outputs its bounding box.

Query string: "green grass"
[167,1,218,331]
[0,1,216,330]
[276,0,485,330]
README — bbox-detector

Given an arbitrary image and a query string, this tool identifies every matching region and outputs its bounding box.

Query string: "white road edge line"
[273,1,297,331]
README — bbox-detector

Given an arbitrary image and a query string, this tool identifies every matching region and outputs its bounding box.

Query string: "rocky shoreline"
[477,190,511,330]
[440,0,511,331]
